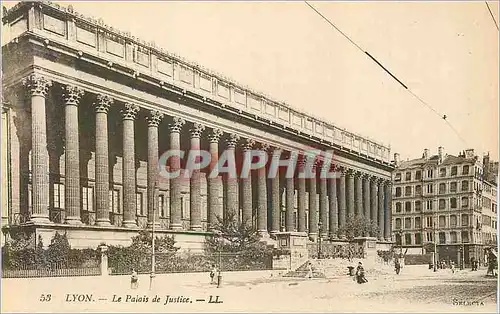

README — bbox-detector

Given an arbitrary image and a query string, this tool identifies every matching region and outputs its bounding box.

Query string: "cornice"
[3,0,392,156]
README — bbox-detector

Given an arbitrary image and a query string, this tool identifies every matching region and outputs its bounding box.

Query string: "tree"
[45,232,71,267]
[337,214,379,241]
[204,212,273,271]
[205,211,262,253]
[107,230,178,274]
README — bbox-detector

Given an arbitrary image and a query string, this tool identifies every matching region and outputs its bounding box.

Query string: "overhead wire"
[304,1,469,146]
[485,1,499,31]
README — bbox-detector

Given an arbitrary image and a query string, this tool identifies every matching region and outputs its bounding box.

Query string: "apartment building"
[392,147,494,264]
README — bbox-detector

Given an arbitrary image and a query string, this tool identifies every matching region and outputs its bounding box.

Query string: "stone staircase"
[283,257,395,279]
[282,260,326,279]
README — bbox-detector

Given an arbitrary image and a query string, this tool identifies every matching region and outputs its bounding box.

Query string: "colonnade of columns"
[21,74,392,241]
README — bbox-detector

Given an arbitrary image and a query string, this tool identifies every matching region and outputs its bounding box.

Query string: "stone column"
[297,157,307,233]
[370,176,378,237]
[241,138,255,226]
[225,133,240,222]
[308,163,318,237]
[94,95,113,226]
[377,179,385,240]
[384,181,392,241]
[147,110,164,228]
[62,85,84,224]
[257,144,269,235]
[338,167,347,238]
[23,74,52,223]
[189,122,205,231]
[328,166,338,238]
[285,180,295,232]
[208,128,223,229]
[346,169,355,220]
[319,163,328,237]
[363,174,371,220]
[168,117,185,230]
[122,103,140,228]
[270,149,281,233]
[355,171,363,217]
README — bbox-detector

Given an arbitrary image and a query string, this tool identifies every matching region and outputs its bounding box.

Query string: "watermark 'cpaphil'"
[158,149,339,180]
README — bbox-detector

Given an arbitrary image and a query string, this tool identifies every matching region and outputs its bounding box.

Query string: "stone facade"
[1,1,393,251]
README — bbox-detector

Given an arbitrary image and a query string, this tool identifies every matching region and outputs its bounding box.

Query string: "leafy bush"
[2,232,99,270]
[203,212,273,271]
[337,214,379,241]
[107,230,178,274]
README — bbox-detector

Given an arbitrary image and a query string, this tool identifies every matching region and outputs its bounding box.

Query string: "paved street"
[2,265,497,313]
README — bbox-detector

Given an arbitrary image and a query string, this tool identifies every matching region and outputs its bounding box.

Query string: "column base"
[65,217,83,225]
[96,219,112,227]
[122,220,138,228]
[170,223,183,230]
[147,222,161,228]
[258,230,269,237]
[329,233,338,240]
[385,237,392,242]
[29,216,51,224]
[190,225,202,231]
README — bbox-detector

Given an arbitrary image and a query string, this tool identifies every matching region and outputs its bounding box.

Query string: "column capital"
[94,94,114,113]
[22,74,52,98]
[122,103,140,120]
[377,177,386,185]
[267,146,282,161]
[369,175,379,182]
[242,138,256,151]
[337,165,347,175]
[189,122,205,138]
[147,110,164,127]
[260,142,271,152]
[226,133,240,149]
[62,85,84,106]
[353,170,364,178]
[208,128,224,143]
[169,116,185,133]
[362,172,371,180]
[385,180,393,187]
[346,168,356,177]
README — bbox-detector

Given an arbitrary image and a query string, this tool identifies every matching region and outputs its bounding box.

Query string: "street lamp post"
[433,220,437,272]
[398,229,403,257]
[318,222,323,259]
[149,181,157,291]
[215,230,223,288]
[459,244,464,270]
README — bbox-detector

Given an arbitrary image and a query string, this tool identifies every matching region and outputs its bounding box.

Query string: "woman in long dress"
[356,262,368,284]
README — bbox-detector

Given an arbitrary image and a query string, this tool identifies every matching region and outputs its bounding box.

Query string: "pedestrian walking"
[210,264,217,284]
[306,262,313,279]
[355,262,368,284]
[130,269,138,289]
[394,259,401,275]
[450,261,455,274]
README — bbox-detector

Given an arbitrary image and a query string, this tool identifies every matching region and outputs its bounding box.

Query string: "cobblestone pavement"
[2,266,497,313]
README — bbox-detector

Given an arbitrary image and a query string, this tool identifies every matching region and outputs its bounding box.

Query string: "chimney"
[422,148,429,159]
[438,146,444,164]
[465,149,475,159]
[483,153,490,179]
[393,153,400,167]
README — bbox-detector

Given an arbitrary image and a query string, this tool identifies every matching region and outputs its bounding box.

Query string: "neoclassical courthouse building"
[1,1,394,250]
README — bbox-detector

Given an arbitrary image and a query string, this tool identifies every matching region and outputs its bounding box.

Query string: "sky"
[2,1,499,161]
